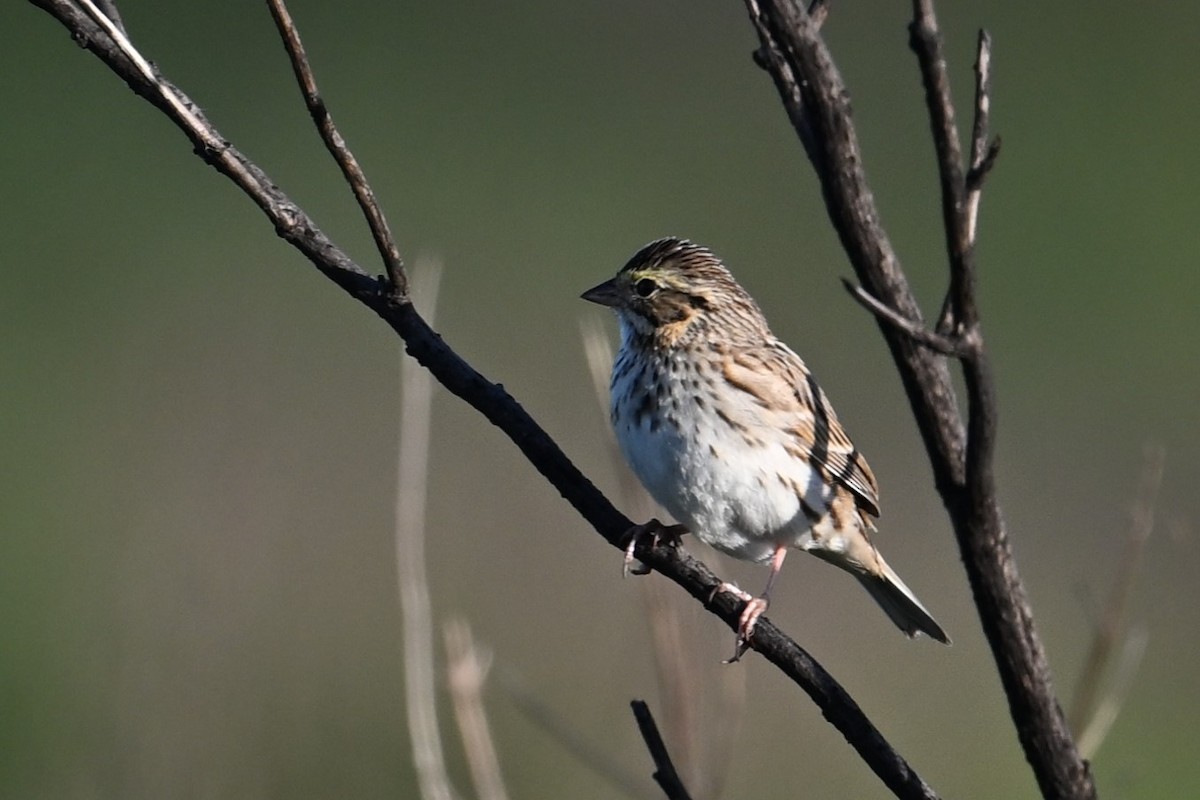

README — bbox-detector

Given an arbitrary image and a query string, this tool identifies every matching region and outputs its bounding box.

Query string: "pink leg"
[723,545,788,662]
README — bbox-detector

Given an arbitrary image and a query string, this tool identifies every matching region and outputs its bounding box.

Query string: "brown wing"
[722,343,881,516]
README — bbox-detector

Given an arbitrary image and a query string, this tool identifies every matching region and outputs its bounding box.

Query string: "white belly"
[612,357,830,564]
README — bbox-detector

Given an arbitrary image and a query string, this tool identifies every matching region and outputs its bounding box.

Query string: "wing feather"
[723,344,880,516]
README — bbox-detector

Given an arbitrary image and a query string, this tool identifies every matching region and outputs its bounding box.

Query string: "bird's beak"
[581,278,622,307]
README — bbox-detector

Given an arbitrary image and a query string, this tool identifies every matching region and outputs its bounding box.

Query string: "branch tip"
[631,701,694,800]
[842,279,964,356]
[808,0,830,29]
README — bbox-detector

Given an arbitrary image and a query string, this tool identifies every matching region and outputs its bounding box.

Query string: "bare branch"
[748,1,1097,798]
[631,701,693,800]
[966,137,1002,195]
[265,0,408,299]
[743,0,968,489]
[967,30,994,173]
[907,3,1093,798]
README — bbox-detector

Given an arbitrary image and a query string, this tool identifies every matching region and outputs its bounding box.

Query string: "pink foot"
[714,583,769,663]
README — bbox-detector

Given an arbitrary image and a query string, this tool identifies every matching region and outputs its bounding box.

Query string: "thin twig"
[91,0,124,35]
[395,261,456,800]
[909,0,972,333]
[964,30,998,246]
[841,279,965,356]
[745,0,818,165]
[265,0,408,300]
[631,701,693,800]
[967,30,993,173]
[73,0,226,156]
[638,574,745,800]
[444,619,510,800]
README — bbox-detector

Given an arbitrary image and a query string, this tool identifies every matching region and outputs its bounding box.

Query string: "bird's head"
[581,237,764,346]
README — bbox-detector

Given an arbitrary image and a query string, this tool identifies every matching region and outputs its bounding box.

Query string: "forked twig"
[964,32,1000,246]
[265,0,407,299]
[909,0,977,336]
[745,0,1097,797]
[910,3,1092,798]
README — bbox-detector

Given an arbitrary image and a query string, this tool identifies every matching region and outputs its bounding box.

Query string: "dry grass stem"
[395,260,456,800]
[1069,444,1164,755]
[444,619,510,800]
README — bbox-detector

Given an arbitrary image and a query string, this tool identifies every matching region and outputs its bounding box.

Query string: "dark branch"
[30,2,940,798]
[743,0,968,495]
[908,6,1093,795]
[749,1,1097,798]
[631,701,693,800]
[264,0,407,300]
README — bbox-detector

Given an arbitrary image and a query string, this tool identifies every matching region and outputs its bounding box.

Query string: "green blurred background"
[4,1,1197,797]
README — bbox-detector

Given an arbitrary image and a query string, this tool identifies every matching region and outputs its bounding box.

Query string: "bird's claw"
[713,582,768,663]
[623,533,652,577]
[621,520,687,578]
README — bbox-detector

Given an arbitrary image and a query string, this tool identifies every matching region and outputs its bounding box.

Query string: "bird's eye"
[634,278,657,298]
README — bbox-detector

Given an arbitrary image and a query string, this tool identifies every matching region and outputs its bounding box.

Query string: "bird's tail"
[800,518,951,644]
[854,557,951,644]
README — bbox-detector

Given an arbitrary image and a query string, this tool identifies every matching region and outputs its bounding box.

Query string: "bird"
[581,237,949,659]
